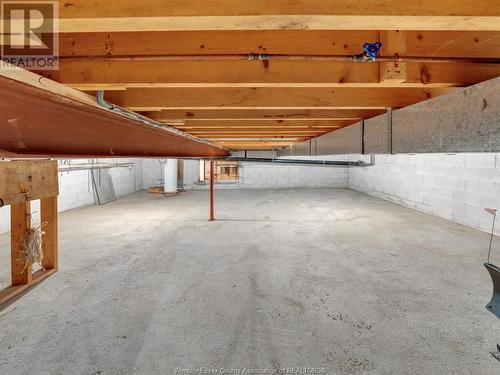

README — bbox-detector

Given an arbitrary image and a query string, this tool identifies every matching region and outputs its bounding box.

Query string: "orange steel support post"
[209,160,215,221]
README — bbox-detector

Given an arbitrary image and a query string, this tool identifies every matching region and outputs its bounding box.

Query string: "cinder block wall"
[0,159,142,233]
[182,159,348,190]
[180,153,349,190]
[348,153,500,235]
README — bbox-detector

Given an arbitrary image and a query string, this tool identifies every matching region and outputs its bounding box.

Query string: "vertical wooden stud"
[11,201,32,285]
[41,196,58,271]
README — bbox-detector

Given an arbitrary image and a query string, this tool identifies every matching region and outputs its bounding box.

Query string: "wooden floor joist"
[56,30,500,58]
[2,1,499,151]
[43,60,500,90]
[143,108,385,121]
[55,1,500,32]
[107,87,454,109]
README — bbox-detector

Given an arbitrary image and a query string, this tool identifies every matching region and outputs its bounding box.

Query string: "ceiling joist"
[56,1,500,32]
[105,87,454,109]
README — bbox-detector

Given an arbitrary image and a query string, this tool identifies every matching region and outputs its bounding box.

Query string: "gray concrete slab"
[0,189,499,375]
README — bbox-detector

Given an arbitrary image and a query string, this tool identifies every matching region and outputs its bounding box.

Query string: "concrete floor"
[0,189,499,375]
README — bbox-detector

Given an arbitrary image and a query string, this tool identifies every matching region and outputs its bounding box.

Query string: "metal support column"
[209,160,215,221]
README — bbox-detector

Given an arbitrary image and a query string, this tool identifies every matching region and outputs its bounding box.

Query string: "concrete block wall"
[180,153,349,190]
[140,153,350,191]
[348,153,500,235]
[141,158,166,189]
[0,159,142,233]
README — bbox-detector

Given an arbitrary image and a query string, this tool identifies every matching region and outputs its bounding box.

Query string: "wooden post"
[0,160,59,305]
[41,196,58,270]
[10,201,32,286]
[209,159,215,221]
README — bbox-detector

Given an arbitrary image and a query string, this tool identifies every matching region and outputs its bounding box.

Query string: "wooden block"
[148,186,165,194]
[41,196,58,271]
[11,201,32,286]
[380,30,408,83]
[0,160,58,206]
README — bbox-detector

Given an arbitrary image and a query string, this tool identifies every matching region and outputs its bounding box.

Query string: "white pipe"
[164,159,178,193]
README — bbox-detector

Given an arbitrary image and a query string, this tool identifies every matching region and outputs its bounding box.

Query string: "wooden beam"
[58,30,375,57]
[0,269,57,305]
[43,60,500,90]
[211,140,301,149]
[407,63,500,85]
[58,1,500,18]
[192,134,334,138]
[107,87,453,109]
[380,31,408,83]
[144,108,386,120]
[175,126,345,130]
[0,161,58,206]
[11,201,32,286]
[191,130,329,136]
[175,119,357,128]
[0,161,60,305]
[41,196,58,271]
[58,30,500,58]
[407,31,500,58]
[56,1,500,32]
[58,16,500,33]
[43,60,379,87]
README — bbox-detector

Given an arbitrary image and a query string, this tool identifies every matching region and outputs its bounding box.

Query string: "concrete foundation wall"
[140,152,349,191]
[0,159,142,233]
[392,77,500,153]
[282,77,500,156]
[348,153,500,235]
[364,113,392,154]
[182,156,349,190]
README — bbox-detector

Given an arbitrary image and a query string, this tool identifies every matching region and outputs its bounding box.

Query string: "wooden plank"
[211,140,301,150]
[58,30,376,57]
[41,196,58,271]
[195,135,330,139]
[107,87,454,109]
[145,108,385,121]
[42,60,379,86]
[11,201,32,286]
[192,133,333,138]
[407,63,500,85]
[407,31,500,58]
[43,60,499,89]
[58,1,500,18]
[380,31,408,83]
[0,161,58,206]
[175,126,345,130]
[58,30,500,58]
[59,16,500,33]
[176,119,357,128]
[0,269,57,305]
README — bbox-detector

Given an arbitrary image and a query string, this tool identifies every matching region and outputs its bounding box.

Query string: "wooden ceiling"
[39,1,500,150]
